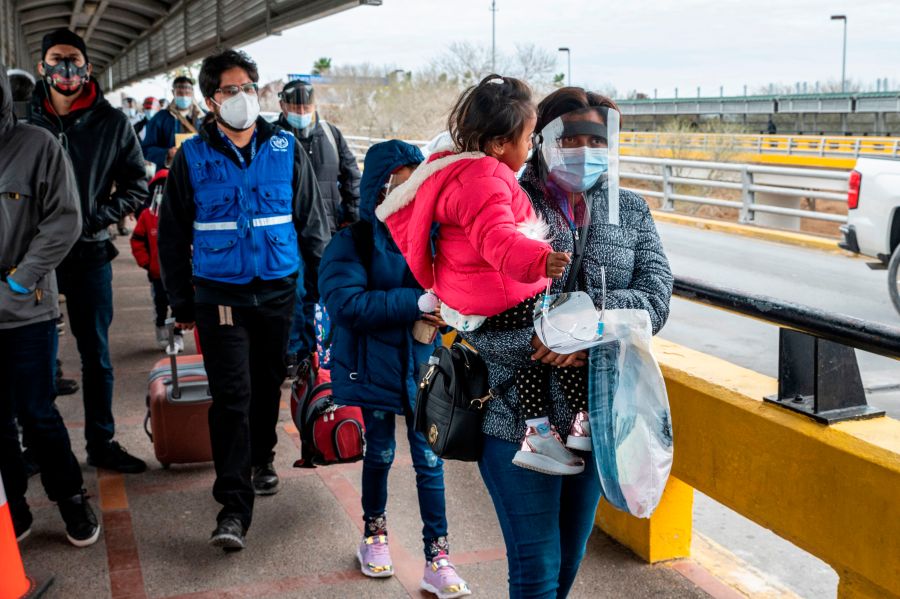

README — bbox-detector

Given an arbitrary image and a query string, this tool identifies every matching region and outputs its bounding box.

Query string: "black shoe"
[251,462,280,496]
[56,377,80,396]
[11,504,33,542]
[58,491,100,547]
[22,448,40,479]
[209,516,245,551]
[87,441,147,474]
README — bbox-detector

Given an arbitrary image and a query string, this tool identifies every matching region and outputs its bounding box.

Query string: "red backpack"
[290,357,365,467]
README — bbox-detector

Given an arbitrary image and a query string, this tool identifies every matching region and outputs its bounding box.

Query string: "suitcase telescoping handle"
[165,317,181,399]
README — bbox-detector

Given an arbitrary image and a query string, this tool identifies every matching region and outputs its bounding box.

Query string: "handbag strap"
[564,223,590,293]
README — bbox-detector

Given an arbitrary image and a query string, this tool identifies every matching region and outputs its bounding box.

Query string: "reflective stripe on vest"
[193,214,293,231]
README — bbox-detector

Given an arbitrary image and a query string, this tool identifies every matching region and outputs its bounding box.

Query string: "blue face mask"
[174,96,192,110]
[549,147,609,192]
[286,112,313,130]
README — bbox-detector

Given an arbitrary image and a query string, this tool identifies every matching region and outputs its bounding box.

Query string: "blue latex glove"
[7,277,30,294]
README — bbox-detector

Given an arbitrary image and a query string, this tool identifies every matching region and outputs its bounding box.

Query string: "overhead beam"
[68,0,85,29]
[101,6,153,30]
[83,0,110,42]
[108,0,170,19]
[20,6,69,25]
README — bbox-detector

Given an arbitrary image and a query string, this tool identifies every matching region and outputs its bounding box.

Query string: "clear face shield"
[534,266,606,354]
[538,106,620,226]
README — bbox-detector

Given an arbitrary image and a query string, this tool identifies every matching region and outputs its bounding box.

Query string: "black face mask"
[43,59,89,96]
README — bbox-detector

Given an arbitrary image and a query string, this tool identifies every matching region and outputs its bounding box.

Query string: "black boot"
[87,441,147,474]
[251,462,280,496]
[209,516,245,551]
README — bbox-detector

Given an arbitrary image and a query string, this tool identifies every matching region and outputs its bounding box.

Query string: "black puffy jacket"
[276,114,361,231]
[29,78,147,244]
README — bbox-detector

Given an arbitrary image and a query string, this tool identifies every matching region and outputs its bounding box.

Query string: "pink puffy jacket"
[375,151,551,318]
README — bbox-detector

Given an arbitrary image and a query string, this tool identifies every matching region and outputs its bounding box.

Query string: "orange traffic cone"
[0,478,52,598]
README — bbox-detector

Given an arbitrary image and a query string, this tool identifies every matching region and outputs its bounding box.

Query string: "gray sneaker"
[512,422,584,475]
[155,326,168,349]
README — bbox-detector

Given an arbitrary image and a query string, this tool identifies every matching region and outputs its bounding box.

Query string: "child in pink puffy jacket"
[377,75,587,476]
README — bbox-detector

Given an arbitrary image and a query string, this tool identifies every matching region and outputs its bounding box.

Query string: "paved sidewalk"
[19,235,716,599]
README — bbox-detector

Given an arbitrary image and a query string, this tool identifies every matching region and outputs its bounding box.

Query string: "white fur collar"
[375,151,485,221]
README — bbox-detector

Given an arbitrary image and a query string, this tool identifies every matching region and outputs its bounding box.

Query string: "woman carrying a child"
[380,78,672,597]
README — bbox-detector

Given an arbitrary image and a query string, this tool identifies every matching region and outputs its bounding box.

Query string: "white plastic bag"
[588,309,673,518]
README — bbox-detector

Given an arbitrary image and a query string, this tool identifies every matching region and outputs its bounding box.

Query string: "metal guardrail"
[345,135,850,224]
[620,156,849,224]
[674,275,897,423]
[620,131,900,159]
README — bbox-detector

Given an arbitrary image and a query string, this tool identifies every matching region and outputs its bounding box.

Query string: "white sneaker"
[513,421,584,476]
[172,334,185,354]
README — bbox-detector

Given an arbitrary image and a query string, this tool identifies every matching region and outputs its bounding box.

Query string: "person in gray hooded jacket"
[0,63,102,548]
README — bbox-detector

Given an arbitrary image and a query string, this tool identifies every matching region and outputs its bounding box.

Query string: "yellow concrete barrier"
[596,338,900,599]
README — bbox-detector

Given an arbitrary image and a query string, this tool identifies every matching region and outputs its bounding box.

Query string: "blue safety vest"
[182,130,299,284]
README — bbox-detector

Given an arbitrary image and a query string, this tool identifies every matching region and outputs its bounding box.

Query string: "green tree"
[312,57,332,76]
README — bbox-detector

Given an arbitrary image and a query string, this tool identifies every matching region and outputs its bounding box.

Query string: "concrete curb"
[650,211,853,254]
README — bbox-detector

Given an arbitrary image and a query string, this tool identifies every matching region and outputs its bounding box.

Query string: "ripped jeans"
[361,406,448,559]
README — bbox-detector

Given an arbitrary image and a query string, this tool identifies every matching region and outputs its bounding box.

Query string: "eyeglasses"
[215,82,259,98]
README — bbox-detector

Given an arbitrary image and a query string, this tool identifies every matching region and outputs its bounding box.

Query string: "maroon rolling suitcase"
[144,321,213,468]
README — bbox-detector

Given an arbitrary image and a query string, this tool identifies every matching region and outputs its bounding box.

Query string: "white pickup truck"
[839,157,900,315]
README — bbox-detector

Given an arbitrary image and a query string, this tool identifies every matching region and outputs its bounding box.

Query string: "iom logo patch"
[270,136,289,151]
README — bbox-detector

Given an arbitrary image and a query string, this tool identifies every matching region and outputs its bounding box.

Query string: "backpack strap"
[319,120,339,159]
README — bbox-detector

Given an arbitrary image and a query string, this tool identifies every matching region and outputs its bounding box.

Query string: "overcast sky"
[118,0,900,102]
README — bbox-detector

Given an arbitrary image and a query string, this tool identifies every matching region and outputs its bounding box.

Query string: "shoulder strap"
[349,220,374,270]
[564,223,590,293]
[319,120,339,158]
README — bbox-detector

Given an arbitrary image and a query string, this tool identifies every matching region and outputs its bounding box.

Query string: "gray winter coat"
[461,166,673,443]
[0,66,82,329]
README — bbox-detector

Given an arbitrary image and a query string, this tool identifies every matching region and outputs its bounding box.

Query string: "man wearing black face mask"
[29,28,149,474]
[158,49,329,550]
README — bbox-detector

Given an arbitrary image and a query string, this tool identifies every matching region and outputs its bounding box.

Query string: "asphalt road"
[655,222,899,599]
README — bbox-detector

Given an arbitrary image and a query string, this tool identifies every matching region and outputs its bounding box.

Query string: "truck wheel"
[889,245,900,317]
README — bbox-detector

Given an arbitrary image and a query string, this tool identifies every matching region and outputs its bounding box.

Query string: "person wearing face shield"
[462,88,673,598]
[141,76,205,170]
[276,80,361,230]
[28,28,149,476]
[278,80,361,372]
[157,49,330,551]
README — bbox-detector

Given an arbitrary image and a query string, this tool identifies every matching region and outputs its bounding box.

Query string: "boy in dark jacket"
[318,141,470,597]
[130,170,183,351]
[29,28,149,474]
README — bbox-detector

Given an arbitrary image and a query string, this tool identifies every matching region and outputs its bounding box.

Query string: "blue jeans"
[58,261,115,454]
[361,406,447,559]
[479,434,602,599]
[0,320,83,511]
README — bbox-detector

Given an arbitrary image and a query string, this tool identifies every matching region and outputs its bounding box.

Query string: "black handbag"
[413,343,513,462]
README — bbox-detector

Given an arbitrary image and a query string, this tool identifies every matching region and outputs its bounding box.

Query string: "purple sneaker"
[357,534,393,578]
[420,553,472,599]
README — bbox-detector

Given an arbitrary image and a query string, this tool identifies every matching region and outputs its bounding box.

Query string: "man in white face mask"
[157,49,331,551]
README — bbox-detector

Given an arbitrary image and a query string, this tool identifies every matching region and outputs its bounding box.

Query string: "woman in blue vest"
[319,141,471,598]
[158,49,331,551]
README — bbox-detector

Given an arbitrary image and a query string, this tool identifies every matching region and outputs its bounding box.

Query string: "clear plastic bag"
[588,309,673,518]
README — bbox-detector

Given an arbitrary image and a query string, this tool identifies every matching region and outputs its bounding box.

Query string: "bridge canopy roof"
[3,0,380,89]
